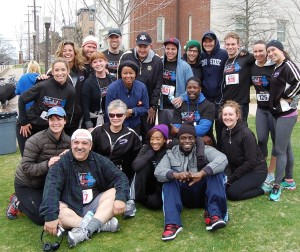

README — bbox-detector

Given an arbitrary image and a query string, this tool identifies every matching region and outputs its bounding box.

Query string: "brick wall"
[130,0,210,56]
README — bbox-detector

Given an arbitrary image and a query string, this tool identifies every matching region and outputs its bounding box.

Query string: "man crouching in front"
[40,129,129,248]
[155,122,228,241]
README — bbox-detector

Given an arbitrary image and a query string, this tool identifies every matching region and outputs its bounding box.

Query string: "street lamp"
[44,17,51,73]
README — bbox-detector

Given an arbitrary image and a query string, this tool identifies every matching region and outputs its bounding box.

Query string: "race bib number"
[257,93,269,101]
[82,189,93,204]
[161,85,175,96]
[40,111,48,120]
[225,74,239,85]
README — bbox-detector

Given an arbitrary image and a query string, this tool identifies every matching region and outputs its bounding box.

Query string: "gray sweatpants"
[273,114,298,184]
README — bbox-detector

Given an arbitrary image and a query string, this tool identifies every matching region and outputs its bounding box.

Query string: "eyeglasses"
[187,49,199,54]
[108,113,124,118]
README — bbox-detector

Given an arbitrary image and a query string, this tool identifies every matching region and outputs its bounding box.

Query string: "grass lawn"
[1,116,299,251]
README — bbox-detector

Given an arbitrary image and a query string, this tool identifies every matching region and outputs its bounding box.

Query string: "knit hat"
[47,106,66,118]
[164,38,180,48]
[71,129,92,142]
[185,40,201,52]
[177,122,196,138]
[136,32,152,45]
[266,40,284,51]
[118,60,139,78]
[149,124,169,140]
[82,35,98,48]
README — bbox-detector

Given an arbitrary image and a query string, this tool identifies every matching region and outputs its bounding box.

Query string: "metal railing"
[0,61,10,76]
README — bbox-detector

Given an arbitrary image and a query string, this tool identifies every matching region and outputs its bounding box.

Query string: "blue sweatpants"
[162,172,227,227]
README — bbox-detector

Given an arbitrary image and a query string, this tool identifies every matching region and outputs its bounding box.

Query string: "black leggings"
[226,171,267,201]
[15,180,44,225]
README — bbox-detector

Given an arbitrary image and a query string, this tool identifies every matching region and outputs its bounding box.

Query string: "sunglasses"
[108,113,124,118]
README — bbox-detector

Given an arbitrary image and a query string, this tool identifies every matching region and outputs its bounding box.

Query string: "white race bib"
[257,93,269,101]
[225,74,239,85]
[161,85,175,96]
[82,189,93,204]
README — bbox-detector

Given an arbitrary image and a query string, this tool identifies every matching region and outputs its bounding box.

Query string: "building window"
[235,16,246,42]
[157,16,165,43]
[89,13,94,21]
[89,27,94,35]
[277,20,287,42]
[188,16,192,40]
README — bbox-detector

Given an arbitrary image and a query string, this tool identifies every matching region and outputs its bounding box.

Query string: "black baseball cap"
[107,28,122,38]
[136,32,152,45]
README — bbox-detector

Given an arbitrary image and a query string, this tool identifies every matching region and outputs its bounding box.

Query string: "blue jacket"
[172,93,215,137]
[105,79,149,129]
[161,39,193,109]
[200,31,228,103]
[15,73,39,110]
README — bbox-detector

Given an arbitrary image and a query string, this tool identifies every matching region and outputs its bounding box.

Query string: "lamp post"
[44,17,51,73]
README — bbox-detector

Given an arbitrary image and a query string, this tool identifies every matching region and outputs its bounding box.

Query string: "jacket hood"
[201,31,221,55]
[163,38,182,62]
[184,92,206,104]
[133,48,155,63]
[226,120,248,135]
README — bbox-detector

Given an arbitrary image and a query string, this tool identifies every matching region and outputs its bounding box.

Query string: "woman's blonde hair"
[26,60,41,74]
[55,41,85,70]
[219,100,242,122]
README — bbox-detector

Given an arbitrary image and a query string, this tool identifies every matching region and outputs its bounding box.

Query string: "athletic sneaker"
[261,183,273,194]
[123,200,136,218]
[281,180,296,190]
[265,173,275,185]
[204,210,211,225]
[6,194,20,220]
[269,184,282,202]
[161,224,182,241]
[68,227,89,247]
[99,217,120,232]
[206,216,226,231]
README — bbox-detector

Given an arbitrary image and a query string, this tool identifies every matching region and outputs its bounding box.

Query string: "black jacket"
[18,78,75,129]
[91,123,142,179]
[221,121,267,184]
[120,48,163,108]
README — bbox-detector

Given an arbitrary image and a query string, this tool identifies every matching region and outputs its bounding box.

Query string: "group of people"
[5,27,300,248]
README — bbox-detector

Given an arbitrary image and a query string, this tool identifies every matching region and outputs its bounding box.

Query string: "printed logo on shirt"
[273,71,280,78]
[163,69,176,81]
[79,172,96,188]
[43,96,66,107]
[147,65,152,71]
[181,111,200,123]
[100,86,108,97]
[251,76,269,87]
[201,58,222,67]
[119,139,128,145]
[108,61,119,70]
[224,62,241,74]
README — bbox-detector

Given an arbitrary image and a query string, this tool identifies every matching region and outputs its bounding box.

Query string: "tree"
[211,0,276,50]
[0,36,16,63]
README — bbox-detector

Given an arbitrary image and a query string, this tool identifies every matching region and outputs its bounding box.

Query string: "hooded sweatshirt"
[15,73,39,110]
[200,31,228,103]
[160,38,193,109]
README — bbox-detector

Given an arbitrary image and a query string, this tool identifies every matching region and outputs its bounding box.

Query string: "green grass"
[1,116,300,251]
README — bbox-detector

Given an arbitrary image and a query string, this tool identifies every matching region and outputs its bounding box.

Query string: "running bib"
[257,93,269,101]
[161,85,175,96]
[225,74,239,85]
[82,189,93,204]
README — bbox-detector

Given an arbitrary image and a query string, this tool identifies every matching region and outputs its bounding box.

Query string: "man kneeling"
[155,122,228,241]
[40,129,129,247]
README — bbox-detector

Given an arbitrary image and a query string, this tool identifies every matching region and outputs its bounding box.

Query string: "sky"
[0,0,92,58]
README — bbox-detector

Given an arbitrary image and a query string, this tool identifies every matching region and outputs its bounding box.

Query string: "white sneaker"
[265,173,275,185]
[68,227,89,247]
[123,200,136,218]
[99,217,120,232]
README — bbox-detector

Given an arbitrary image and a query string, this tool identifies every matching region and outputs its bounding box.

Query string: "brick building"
[129,0,210,56]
